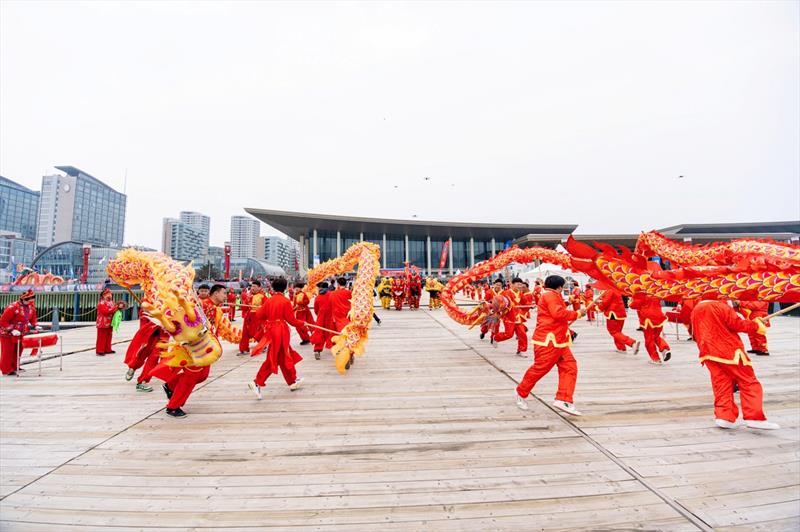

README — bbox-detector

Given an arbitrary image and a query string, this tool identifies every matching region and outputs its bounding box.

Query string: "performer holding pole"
[0,290,38,376]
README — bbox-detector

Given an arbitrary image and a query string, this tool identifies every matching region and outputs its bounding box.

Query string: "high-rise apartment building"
[179,211,210,260]
[0,176,40,241]
[36,166,126,249]
[230,216,260,259]
[162,218,206,263]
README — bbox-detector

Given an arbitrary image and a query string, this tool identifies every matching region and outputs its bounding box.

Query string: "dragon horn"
[173,288,197,321]
[143,304,176,333]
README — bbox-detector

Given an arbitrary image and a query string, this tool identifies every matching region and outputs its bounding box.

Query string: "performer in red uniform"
[197,284,210,301]
[532,279,543,305]
[597,290,640,354]
[96,288,125,356]
[0,290,38,375]
[492,278,529,355]
[582,284,595,322]
[569,281,582,312]
[407,274,422,309]
[124,296,168,392]
[248,278,305,399]
[480,279,504,340]
[152,284,231,418]
[226,289,237,321]
[736,300,770,356]
[292,282,314,345]
[691,300,778,430]
[391,277,405,310]
[329,277,355,367]
[311,282,333,359]
[238,281,265,355]
[515,275,584,415]
[628,294,671,364]
[520,281,534,321]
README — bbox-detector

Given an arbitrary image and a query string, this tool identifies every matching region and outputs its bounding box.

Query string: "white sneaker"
[745,420,780,430]
[125,368,135,381]
[515,393,529,410]
[615,349,627,354]
[714,418,738,429]
[632,341,641,355]
[552,400,582,416]
[248,381,262,400]
[289,377,304,391]
[649,359,662,365]
[660,350,672,362]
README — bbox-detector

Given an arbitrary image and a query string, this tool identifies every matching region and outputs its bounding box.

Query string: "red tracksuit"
[517,289,579,402]
[597,291,636,351]
[570,287,582,312]
[493,288,528,353]
[293,291,315,342]
[737,301,769,353]
[329,287,352,332]
[239,291,265,353]
[253,293,304,387]
[311,290,334,351]
[691,300,767,423]
[95,299,118,354]
[480,287,501,336]
[582,288,595,321]
[0,301,37,375]
[629,295,670,362]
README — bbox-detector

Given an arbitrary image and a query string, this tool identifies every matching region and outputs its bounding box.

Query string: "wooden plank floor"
[1,303,798,530]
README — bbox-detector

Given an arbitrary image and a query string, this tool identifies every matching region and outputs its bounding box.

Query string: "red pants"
[255,350,297,387]
[493,321,528,353]
[311,326,333,351]
[137,351,160,384]
[96,327,112,354]
[0,336,22,375]
[586,307,595,321]
[126,338,161,384]
[572,302,580,312]
[394,296,403,310]
[606,319,635,350]
[516,344,577,403]
[228,306,235,321]
[151,364,210,409]
[746,330,768,352]
[705,361,766,422]
[643,327,670,362]
[239,314,256,352]
[480,321,497,336]
[294,310,314,342]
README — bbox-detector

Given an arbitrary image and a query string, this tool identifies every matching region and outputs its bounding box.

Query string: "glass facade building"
[0,176,40,241]
[246,208,577,275]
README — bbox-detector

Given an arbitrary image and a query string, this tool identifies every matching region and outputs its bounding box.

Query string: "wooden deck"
[1,305,798,530]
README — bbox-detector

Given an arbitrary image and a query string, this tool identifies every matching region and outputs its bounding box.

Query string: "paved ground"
[1,305,798,530]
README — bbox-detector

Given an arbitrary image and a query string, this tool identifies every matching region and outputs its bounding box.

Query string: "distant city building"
[179,211,210,260]
[37,166,126,249]
[207,245,225,274]
[256,235,300,276]
[161,218,206,263]
[230,216,259,259]
[0,231,37,283]
[0,176,40,241]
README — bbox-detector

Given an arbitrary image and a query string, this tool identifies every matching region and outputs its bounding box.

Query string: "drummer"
[0,290,39,375]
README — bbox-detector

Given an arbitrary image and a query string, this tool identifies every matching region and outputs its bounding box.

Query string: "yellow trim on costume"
[641,318,668,329]
[699,349,752,367]
[605,311,624,320]
[532,332,572,348]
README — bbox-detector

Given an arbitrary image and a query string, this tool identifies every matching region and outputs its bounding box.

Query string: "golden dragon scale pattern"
[635,231,800,267]
[106,249,240,368]
[304,242,381,374]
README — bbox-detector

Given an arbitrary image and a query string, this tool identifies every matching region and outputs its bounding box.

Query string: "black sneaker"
[299,340,310,345]
[108,350,116,354]
[96,352,105,356]
[480,332,485,340]
[314,351,321,360]
[733,383,739,394]
[570,331,578,341]
[747,349,757,354]
[166,408,186,418]
[162,383,173,399]
[755,351,770,356]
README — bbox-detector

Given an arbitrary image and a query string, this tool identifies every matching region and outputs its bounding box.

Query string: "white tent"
[518,262,591,288]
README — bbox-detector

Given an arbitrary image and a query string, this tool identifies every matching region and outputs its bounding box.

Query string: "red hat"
[101,288,112,297]
[19,289,35,300]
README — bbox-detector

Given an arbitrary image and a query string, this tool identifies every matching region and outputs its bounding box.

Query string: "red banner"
[439,240,450,270]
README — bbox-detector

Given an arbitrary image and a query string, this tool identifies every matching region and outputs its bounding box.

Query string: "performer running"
[492,277,529,356]
[0,290,38,376]
[582,283,595,322]
[677,297,697,340]
[629,294,671,364]
[237,280,265,355]
[248,278,305,399]
[691,299,779,430]
[124,299,168,392]
[515,275,585,415]
[96,288,125,356]
[736,300,770,356]
[311,281,333,359]
[480,279,504,340]
[292,282,314,345]
[329,277,355,368]
[597,289,640,354]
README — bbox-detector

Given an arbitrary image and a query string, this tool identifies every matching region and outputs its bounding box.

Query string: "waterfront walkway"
[1,308,798,530]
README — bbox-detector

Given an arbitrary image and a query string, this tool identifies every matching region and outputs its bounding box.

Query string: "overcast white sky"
[1,1,798,249]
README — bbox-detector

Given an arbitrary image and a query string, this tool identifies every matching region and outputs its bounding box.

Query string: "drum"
[22,333,59,356]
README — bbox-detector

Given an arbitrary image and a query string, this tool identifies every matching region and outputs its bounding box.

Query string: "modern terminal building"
[246,208,800,277]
